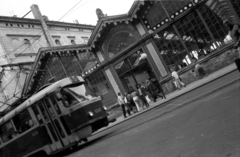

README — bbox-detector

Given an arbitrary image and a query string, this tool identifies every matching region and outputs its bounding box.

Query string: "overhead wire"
[0,71,19,93]
[0,0,85,61]
[0,0,86,108]
[63,0,94,20]
[57,0,83,22]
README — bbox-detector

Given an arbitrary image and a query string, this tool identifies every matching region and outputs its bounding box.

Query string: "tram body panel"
[0,126,50,157]
[62,101,105,131]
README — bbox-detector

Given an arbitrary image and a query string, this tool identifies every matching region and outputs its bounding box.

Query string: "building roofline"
[0,16,41,24]
[88,1,144,48]
[46,21,95,29]
[0,62,34,68]
[23,44,91,95]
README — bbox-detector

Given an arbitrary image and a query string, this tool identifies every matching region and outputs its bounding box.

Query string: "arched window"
[71,40,76,45]
[55,39,61,46]
[107,31,137,58]
[24,39,30,45]
[12,38,19,49]
[23,39,31,54]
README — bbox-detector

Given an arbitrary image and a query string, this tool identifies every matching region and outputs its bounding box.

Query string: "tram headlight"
[88,111,94,117]
[103,106,107,111]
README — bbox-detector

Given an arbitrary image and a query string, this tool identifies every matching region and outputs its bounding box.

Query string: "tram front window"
[61,84,97,107]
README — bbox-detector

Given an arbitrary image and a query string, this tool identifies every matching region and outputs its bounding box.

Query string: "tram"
[0,76,109,157]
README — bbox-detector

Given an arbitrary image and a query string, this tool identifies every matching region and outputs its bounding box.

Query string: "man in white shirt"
[118,92,131,118]
[171,70,186,90]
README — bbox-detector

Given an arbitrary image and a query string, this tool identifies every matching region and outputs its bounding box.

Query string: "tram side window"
[50,95,61,115]
[32,105,43,124]
[44,99,56,118]
[0,121,17,143]
[39,102,49,121]
[12,110,34,134]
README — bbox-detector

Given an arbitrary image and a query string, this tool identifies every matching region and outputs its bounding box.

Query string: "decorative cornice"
[14,53,37,57]
[6,34,41,37]
[67,36,76,38]
[52,35,61,38]
[46,21,95,29]
[0,16,41,24]
[87,1,145,49]
[23,43,98,95]
[88,14,138,49]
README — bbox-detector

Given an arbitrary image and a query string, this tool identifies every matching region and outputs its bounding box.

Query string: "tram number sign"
[95,108,101,113]
[32,131,39,137]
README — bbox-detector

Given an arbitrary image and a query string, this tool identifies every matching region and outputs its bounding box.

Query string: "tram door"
[34,95,70,152]
[35,101,63,151]
[42,95,72,148]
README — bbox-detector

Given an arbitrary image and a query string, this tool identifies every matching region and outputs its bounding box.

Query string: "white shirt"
[171,71,179,79]
[117,95,125,105]
[138,88,143,96]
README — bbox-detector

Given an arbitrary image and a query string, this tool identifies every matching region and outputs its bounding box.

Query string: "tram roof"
[0,76,84,126]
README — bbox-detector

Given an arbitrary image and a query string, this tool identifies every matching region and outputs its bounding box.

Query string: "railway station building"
[5,0,240,109]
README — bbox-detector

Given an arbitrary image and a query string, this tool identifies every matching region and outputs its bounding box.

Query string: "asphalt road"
[65,71,240,157]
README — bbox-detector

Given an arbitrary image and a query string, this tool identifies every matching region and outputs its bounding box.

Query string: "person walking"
[136,83,149,108]
[171,69,186,90]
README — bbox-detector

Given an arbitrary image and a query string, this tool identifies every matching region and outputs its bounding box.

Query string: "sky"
[0,0,136,25]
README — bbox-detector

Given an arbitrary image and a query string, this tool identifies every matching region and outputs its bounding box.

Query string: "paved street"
[63,68,240,157]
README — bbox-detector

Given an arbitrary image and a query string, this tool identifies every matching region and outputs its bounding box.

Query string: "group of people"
[118,79,166,118]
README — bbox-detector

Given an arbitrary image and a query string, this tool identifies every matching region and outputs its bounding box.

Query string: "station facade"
[23,0,240,107]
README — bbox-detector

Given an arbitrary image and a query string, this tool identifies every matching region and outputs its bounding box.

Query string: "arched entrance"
[114,49,159,92]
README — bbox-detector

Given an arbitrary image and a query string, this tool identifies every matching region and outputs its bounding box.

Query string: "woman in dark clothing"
[127,91,137,113]
[136,84,149,108]
[157,81,166,99]
[146,79,165,102]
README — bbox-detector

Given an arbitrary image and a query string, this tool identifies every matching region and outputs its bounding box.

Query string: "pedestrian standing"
[124,92,132,115]
[136,83,149,108]
[158,80,166,99]
[117,92,127,118]
[146,79,162,102]
[131,89,140,112]
[127,91,136,113]
[171,70,186,90]
[223,19,240,71]
[223,19,240,49]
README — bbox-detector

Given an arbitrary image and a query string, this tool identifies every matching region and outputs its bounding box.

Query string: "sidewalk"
[97,63,239,133]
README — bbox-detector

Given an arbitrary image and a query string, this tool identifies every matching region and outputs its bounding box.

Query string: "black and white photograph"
[0,0,240,157]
